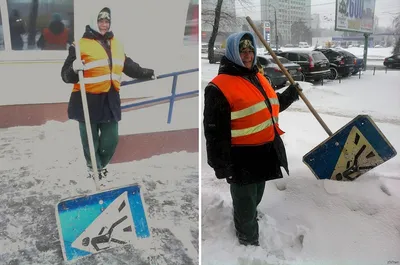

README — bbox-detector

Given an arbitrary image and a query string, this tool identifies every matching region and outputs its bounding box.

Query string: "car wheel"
[328,67,338,80]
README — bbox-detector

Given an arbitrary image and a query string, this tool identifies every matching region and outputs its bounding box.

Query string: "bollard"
[359,70,361,79]
[321,78,324,86]
[339,75,341,84]
[385,67,387,74]
[373,67,376,75]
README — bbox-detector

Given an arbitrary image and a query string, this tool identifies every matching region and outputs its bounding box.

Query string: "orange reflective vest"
[211,72,285,145]
[72,38,125,94]
[43,28,69,50]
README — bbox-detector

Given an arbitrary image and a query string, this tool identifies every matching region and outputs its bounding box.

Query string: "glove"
[215,166,233,180]
[72,59,85,73]
[287,83,302,101]
[149,69,156,80]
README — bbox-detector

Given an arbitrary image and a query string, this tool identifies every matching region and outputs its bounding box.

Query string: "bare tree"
[202,0,252,63]
[393,14,400,54]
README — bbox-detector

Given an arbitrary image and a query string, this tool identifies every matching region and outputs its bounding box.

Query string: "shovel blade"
[55,184,150,261]
[303,115,397,181]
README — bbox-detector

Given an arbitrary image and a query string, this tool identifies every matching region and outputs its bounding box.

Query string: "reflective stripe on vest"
[211,72,285,145]
[72,38,125,94]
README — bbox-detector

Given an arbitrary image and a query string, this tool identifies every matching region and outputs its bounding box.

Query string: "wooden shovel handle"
[246,16,333,137]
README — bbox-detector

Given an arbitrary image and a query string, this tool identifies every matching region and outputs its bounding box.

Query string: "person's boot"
[99,168,108,180]
[238,238,260,247]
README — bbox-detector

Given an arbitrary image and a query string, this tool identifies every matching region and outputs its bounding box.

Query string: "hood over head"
[225,31,257,68]
[88,7,111,34]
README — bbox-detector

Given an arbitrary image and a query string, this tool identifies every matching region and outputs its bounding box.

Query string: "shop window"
[183,0,198,46]
[6,0,74,51]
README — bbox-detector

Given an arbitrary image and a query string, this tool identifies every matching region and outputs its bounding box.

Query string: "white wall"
[0,0,198,106]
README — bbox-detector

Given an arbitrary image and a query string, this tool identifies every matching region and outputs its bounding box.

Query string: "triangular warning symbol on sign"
[71,192,136,253]
[331,126,384,181]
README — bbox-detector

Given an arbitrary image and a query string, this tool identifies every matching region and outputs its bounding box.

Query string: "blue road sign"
[56,184,150,261]
[303,115,397,181]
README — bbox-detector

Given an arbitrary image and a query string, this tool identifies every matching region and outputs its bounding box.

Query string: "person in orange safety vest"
[203,32,301,246]
[61,7,155,183]
[37,13,72,50]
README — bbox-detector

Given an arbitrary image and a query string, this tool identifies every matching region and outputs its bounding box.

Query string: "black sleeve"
[203,83,234,179]
[123,55,155,80]
[61,44,79,84]
[276,84,300,112]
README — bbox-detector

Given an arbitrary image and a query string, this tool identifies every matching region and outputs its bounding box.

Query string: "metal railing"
[120,68,199,124]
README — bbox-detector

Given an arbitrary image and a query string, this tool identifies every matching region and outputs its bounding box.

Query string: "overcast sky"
[236,0,400,29]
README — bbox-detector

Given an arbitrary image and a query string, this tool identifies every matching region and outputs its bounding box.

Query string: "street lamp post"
[270,5,278,51]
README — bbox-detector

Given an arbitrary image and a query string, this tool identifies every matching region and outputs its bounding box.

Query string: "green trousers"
[78,121,119,170]
[230,181,266,246]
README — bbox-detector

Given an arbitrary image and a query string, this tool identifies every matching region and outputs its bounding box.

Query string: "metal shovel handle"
[246,16,333,137]
[74,39,101,191]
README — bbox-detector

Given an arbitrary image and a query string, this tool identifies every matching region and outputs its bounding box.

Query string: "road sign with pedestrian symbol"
[303,115,397,181]
[56,184,150,261]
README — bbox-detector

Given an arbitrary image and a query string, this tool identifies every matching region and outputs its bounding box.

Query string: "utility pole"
[270,5,279,51]
[363,33,370,71]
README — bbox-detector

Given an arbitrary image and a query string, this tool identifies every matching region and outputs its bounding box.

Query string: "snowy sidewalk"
[0,97,199,264]
[201,63,400,265]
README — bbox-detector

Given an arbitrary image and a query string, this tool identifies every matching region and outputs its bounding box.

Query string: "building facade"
[260,0,311,45]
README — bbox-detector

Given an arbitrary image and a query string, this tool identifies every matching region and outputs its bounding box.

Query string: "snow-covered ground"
[201,59,400,265]
[0,96,199,264]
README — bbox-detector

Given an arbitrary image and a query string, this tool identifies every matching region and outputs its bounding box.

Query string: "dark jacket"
[203,56,299,185]
[9,11,25,50]
[61,26,155,123]
[37,20,73,49]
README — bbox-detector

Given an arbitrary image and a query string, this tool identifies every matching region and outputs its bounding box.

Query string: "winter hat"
[88,7,112,34]
[51,13,62,22]
[97,7,111,22]
[239,38,255,52]
[225,32,258,68]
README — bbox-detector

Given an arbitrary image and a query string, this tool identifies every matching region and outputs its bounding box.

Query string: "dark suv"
[314,48,355,79]
[277,50,330,82]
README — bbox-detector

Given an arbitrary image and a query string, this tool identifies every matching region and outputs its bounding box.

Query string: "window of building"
[183,0,198,46]
[0,10,4,50]
[6,0,74,51]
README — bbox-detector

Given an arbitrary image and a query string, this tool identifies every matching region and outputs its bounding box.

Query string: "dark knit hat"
[239,33,255,52]
[97,7,111,22]
[239,39,255,52]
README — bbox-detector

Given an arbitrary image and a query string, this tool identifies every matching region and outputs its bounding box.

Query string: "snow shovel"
[55,37,151,262]
[246,16,397,181]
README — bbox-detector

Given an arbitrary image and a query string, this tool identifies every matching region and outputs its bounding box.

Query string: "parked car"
[314,48,355,79]
[257,55,304,89]
[383,54,400,68]
[298,42,310,48]
[335,49,363,75]
[277,50,330,82]
[269,44,282,53]
[209,47,225,63]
